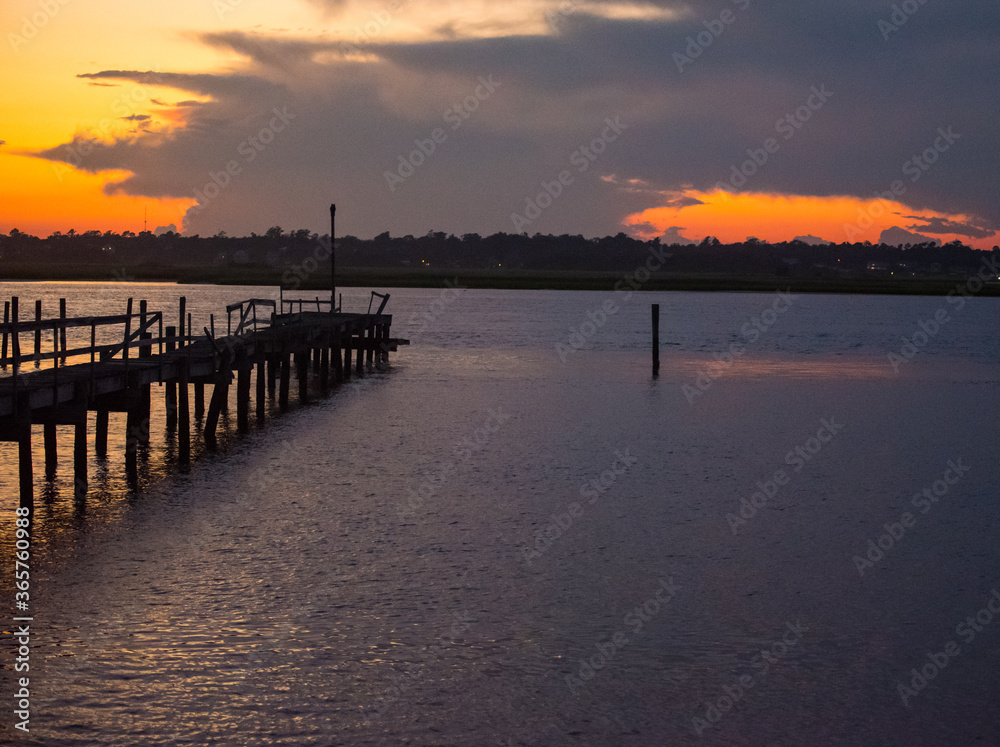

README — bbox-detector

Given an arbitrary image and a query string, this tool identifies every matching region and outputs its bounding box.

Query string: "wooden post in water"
[355,330,364,376]
[267,353,277,397]
[44,422,57,478]
[279,353,291,411]
[34,300,42,363]
[333,328,344,382]
[379,323,389,366]
[204,348,232,447]
[11,297,21,366]
[178,360,191,465]
[256,351,266,422]
[165,326,177,431]
[138,327,152,446]
[95,410,109,457]
[59,298,67,362]
[2,300,9,365]
[330,203,336,310]
[319,345,329,394]
[178,297,186,348]
[74,414,87,498]
[343,330,352,380]
[296,351,309,402]
[17,403,33,508]
[194,382,205,419]
[237,361,251,433]
[651,303,660,377]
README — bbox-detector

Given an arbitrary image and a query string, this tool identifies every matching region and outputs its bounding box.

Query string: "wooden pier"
[0,293,407,506]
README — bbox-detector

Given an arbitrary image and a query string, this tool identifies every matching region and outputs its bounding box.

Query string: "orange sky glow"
[623,190,996,249]
[0,0,995,247]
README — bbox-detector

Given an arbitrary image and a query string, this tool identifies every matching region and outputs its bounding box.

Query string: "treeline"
[1,227,996,277]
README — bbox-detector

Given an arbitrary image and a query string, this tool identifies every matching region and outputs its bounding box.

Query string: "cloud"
[793,235,831,245]
[26,1,1000,241]
[121,114,151,122]
[0,140,5,147]
[903,215,995,239]
[661,226,694,244]
[880,227,942,246]
[154,224,178,236]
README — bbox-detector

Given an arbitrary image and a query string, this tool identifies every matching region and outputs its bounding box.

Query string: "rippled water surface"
[2,282,999,745]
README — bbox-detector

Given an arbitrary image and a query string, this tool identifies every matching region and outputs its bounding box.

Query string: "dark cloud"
[29,1,1000,239]
[661,226,695,244]
[880,227,941,246]
[197,31,334,70]
[904,215,995,239]
[77,70,285,101]
[121,114,151,122]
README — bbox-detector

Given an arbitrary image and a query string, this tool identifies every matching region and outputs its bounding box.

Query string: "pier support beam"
[296,351,309,402]
[267,354,277,397]
[95,409,109,458]
[343,333,352,380]
[44,422,57,478]
[165,326,177,431]
[237,360,251,433]
[355,332,364,377]
[204,348,233,448]
[320,346,329,395]
[256,352,266,423]
[138,330,152,446]
[17,406,33,508]
[74,420,87,498]
[178,362,191,465]
[365,325,374,368]
[194,382,205,419]
[333,329,344,382]
[279,353,291,412]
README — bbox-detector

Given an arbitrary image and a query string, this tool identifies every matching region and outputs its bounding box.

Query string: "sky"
[1,0,998,247]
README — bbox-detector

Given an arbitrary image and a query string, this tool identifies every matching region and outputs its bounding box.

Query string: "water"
[2,281,999,745]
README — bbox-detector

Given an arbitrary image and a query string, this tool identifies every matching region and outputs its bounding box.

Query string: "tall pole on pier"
[330,203,336,312]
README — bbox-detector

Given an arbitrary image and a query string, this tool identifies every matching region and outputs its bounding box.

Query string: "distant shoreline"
[3,263,999,297]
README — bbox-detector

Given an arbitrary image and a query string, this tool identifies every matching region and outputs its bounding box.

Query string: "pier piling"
[44,421,57,477]
[178,361,191,465]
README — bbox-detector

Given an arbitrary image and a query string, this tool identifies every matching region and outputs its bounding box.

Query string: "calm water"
[2,281,999,745]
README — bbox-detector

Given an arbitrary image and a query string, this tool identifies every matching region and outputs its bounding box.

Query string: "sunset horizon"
[2,1,997,250]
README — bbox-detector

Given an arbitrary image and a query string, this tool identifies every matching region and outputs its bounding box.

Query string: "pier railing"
[0,296,203,389]
[227,298,277,336]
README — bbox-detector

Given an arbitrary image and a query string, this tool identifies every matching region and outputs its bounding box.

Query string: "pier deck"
[0,295,407,505]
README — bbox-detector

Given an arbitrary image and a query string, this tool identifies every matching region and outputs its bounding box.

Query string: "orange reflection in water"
[667,354,899,382]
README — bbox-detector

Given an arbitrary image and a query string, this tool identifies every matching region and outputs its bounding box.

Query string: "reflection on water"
[1,283,999,744]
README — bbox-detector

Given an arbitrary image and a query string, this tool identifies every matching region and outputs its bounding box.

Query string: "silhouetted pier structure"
[0,293,407,506]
